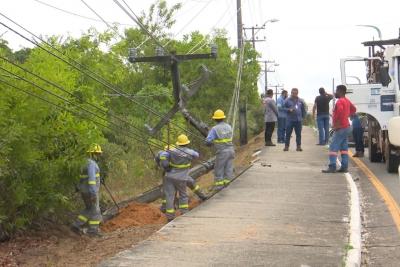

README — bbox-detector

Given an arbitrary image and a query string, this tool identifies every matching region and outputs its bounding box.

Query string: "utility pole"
[259,60,275,95]
[269,84,284,102]
[243,25,266,49]
[236,0,247,146]
[237,0,243,48]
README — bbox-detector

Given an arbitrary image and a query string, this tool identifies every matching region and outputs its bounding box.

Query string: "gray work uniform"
[161,147,199,220]
[73,158,102,233]
[206,122,235,190]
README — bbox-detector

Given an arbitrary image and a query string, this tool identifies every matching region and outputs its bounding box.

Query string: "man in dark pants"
[283,88,307,151]
[263,89,279,146]
[351,114,365,157]
[276,90,288,143]
[312,87,333,145]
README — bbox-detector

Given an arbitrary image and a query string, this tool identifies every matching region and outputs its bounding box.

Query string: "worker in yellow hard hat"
[159,134,200,221]
[155,143,207,213]
[71,143,103,237]
[206,109,235,190]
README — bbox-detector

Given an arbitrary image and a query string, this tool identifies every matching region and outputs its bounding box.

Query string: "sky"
[1,0,400,102]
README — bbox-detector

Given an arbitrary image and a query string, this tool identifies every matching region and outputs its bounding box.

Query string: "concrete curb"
[344,172,362,267]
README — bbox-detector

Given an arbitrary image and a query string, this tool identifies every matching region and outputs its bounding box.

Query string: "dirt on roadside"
[0,133,264,267]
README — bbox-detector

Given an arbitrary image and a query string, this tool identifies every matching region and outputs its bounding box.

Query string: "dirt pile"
[102,203,167,232]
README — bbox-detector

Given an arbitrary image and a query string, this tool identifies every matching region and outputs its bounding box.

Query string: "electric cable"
[80,0,125,40]
[0,15,205,141]
[32,0,133,26]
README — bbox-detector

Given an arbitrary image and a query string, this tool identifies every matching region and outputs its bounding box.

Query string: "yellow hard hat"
[212,109,226,119]
[87,143,103,154]
[176,134,190,146]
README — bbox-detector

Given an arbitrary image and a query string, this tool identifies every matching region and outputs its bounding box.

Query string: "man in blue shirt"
[283,88,307,151]
[276,90,288,143]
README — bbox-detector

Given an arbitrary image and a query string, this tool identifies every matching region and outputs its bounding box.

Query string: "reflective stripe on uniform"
[214,181,225,186]
[169,162,191,169]
[88,220,100,225]
[78,215,88,222]
[159,156,167,160]
[80,173,100,178]
[179,204,189,209]
[166,209,175,214]
[223,179,231,184]
[161,199,167,204]
[340,150,349,155]
[328,152,338,156]
[88,181,97,185]
[213,138,232,144]
[193,185,200,191]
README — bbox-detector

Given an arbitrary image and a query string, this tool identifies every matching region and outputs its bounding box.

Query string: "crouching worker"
[160,135,200,221]
[155,145,207,213]
[71,144,103,237]
[206,109,235,191]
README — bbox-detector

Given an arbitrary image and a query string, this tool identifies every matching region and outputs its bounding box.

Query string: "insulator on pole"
[155,46,164,56]
[210,44,217,58]
[128,48,137,62]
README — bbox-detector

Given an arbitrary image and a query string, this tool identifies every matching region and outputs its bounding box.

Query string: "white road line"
[344,172,362,267]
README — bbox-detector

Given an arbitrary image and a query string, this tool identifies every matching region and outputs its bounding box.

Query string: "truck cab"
[340,37,400,173]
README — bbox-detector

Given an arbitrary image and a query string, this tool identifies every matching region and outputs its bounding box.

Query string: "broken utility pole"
[128,46,217,137]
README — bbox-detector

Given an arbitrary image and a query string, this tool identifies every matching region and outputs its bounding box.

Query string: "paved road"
[348,149,400,266]
[100,127,351,267]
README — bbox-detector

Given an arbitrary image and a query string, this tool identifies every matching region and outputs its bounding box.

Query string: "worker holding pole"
[160,135,199,221]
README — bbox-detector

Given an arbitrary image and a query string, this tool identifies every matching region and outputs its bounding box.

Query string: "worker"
[155,145,207,213]
[206,109,235,191]
[71,144,103,237]
[160,135,199,221]
[322,85,356,173]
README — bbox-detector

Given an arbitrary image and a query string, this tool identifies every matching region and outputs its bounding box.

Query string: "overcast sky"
[1,0,400,102]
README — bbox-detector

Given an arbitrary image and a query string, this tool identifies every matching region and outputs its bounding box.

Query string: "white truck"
[340,33,400,173]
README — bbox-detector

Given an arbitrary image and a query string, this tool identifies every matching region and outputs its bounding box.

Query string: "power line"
[0,77,165,152]
[186,2,231,54]
[0,15,205,141]
[113,0,166,50]
[32,0,133,26]
[163,0,213,47]
[80,0,125,40]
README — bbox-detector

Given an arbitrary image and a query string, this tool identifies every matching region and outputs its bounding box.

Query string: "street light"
[255,18,280,35]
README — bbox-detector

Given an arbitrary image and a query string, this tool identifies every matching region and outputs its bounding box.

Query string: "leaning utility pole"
[236,0,247,146]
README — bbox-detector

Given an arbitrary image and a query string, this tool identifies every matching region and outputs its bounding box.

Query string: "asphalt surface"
[348,149,400,266]
[99,127,350,267]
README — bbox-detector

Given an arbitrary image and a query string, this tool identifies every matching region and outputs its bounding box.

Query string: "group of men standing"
[263,88,307,151]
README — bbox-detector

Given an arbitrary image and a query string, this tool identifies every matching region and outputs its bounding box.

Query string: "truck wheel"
[385,142,400,173]
[369,137,383,162]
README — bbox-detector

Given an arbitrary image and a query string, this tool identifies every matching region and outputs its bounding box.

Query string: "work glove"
[100,176,105,185]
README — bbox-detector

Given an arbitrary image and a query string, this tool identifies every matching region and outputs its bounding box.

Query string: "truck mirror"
[379,64,391,87]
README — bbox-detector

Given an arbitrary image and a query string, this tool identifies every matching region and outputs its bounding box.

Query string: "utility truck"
[340,31,400,173]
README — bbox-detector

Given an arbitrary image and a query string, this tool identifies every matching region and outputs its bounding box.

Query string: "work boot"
[70,224,82,236]
[283,146,289,151]
[322,166,336,173]
[195,190,208,201]
[337,168,348,173]
[296,146,303,152]
[353,151,364,158]
[265,141,276,146]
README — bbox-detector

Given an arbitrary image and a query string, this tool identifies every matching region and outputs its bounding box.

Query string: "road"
[348,148,400,266]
